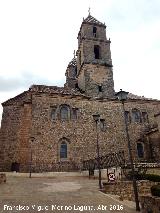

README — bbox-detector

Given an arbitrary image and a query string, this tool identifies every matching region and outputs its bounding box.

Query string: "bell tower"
[76,13,115,98]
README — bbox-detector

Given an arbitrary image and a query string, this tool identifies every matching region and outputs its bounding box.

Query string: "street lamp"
[116,89,140,211]
[29,137,35,178]
[92,114,102,190]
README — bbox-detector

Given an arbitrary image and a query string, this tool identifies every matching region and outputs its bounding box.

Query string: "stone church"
[0,13,160,172]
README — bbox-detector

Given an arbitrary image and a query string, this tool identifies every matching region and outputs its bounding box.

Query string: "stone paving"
[0,174,138,213]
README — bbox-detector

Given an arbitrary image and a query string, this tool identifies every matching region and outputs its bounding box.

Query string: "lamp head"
[115,89,129,102]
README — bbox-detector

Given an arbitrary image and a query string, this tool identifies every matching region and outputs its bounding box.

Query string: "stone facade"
[0,14,160,172]
[103,180,156,201]
[155,112,160,131]
[140,195,160,213]
[67,15,114,98]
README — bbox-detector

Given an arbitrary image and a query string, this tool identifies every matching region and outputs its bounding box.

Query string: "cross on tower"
[88,7,91,15]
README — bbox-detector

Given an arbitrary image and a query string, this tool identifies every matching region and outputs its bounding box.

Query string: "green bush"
[151,185,160,197]
[143,174,160,182]
[125,172,160,182]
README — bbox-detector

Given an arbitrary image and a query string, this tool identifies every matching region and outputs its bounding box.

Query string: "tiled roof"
[83,15,105,27]
[29,85,82,96]
[127,93,157,101]
[2,85,85,106]
[2,91,31,106]
[127,93,147,100]
[68,57,77,67]
[2,87,159,106]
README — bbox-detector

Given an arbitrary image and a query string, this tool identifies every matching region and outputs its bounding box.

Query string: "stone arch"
[94,45,101,59]
[137,142,144,158]
[58,137,70,160]
[59,104,71,120]
[93,26,97,37]
[132,108,141,123]
[50,106,57,120]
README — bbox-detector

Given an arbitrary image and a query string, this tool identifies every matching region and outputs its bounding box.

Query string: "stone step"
[4,171,86,178]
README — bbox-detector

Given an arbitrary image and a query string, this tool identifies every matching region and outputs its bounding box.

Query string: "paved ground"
[0,174,138,213]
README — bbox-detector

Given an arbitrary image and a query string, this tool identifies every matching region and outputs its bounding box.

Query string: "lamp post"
[29,137,35,178]
[116,89,140,211]
[92,114,102,190]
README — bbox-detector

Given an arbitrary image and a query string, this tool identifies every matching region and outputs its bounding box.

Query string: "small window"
[75,83,79,89]
[60,105,70,120]
[100,119,106,131]
[93,26,97,37]
[75,67,77,76]
[51,107,57,120]
[98,85,102,92]
[72,108,78,120]
[132,109,141,123]
[60,142,67,159]
[137,143,144,158]
[125,111,131,123]
[94,45,100,59]
[142,112,148,123]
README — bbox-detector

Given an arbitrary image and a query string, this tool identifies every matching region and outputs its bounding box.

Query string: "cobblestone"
[0,175,138,213]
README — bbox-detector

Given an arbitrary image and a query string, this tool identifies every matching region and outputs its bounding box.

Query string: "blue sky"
[0,0,160,123]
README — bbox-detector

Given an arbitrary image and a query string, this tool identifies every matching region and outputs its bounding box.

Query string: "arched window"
[94,45,100,59]
[60,142,67,159]
[142,112,149,123]
[125,111,131,123]
[72,108,78,120]
[132,109,141,123]
[74,67,77,77]
[100,119,106,131]
[98,85,102,92]
[75,83,79,89]
[60,105,70,120]
[51,107,57,120]
[93,26,97,37]
[137,143,144,158]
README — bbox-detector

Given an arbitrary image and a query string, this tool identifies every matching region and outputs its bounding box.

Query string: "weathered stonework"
[0,173,6,184]
[76,15,114,98]
[155,112,160,131]
[103,180,157,201]
[140,195,160,213]
[0,14,160,172]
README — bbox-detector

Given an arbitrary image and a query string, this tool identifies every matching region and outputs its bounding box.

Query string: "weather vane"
[88,7,91,15]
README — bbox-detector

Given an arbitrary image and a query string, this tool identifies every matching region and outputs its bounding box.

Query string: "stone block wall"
[29,93,126,172]
[0,173,6,184]
[103,180,157,201]
[0,87,160,172]
[155,112,160,131]
[0,92,31,172]
[140,195,160,213]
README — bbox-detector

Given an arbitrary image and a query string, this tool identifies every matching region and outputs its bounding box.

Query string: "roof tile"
[83,15,105,26]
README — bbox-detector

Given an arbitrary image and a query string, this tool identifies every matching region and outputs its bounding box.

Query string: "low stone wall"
[5,171,86,177]
[0,173,6,184]
[140,195,160,213]
[103,180,156,201]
